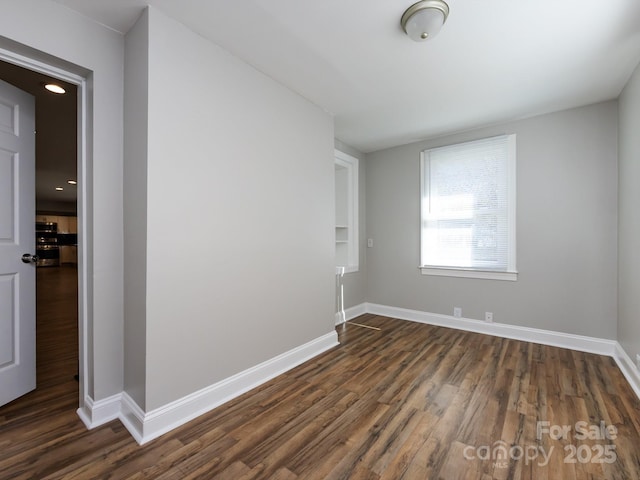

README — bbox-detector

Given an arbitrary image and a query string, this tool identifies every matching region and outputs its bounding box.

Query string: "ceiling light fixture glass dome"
[401,0,450,42]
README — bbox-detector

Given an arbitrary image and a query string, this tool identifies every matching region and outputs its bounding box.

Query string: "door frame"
[0,46,91,411]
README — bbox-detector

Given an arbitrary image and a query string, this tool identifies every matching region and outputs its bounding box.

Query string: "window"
[420,134,517,281]
[335,150,359,273]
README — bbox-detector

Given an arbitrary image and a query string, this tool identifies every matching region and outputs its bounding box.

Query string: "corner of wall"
[122,6,150,410]
[617,57,640,369]
[76,392,122,430]
[613,343,640,400]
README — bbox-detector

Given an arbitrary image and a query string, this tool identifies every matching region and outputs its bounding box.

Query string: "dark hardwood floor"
[35,265,79,390]
[1,284,639,479]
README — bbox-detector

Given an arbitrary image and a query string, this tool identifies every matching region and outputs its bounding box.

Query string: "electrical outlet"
[453,307,462,318]
[485,312,493,323]
[636,354,640,371]
[367,238,373,248]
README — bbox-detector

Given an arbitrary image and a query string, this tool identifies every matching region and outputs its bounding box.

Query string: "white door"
[0,78,36,407]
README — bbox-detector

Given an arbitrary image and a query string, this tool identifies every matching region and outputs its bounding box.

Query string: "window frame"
[419,134,517,281]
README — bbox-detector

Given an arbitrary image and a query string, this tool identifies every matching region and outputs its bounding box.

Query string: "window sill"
[419,267,517,281]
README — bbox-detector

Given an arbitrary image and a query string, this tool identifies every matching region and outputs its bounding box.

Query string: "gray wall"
[334,139,367,309]
[123,9,149,409]
[137,7,336,410]
[366,102,618,339]
[618,61,640,362]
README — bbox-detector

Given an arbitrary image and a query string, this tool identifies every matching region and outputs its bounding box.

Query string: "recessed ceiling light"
[67,180,77,185]
[45,84,66,94]
[55,187,64,191]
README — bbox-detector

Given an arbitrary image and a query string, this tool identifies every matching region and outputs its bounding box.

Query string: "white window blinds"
[420,134,516,279]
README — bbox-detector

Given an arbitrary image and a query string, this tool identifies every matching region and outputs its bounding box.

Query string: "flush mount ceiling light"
[44,83,66,94]
[67,180,77,185]
[401,0,449,42]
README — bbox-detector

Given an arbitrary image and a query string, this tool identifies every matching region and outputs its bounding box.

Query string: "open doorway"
[0,59,80,408]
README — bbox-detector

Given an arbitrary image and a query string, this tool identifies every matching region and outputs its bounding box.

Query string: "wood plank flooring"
[1,282,639,479]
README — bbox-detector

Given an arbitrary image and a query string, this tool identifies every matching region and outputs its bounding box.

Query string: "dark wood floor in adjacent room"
[1,280,639,479]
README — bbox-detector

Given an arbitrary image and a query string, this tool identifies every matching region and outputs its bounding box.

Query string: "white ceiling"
[52,0,640,153]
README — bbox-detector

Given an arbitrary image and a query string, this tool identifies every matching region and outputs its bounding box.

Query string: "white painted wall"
[618,61,640,363]
[366,102,618,339]
[334,139,366,309]
[0,0,124,401]
[142,7,336,410]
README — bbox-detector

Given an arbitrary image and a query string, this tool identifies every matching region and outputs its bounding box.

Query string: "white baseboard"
[79,303,640,445]
[119,392,145,444]
[613,343,640,400]
[364,303,617,356]
[76,392,122,429]
[120,330,339,445]
[336,303,367,325]
[345,303,367,322]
